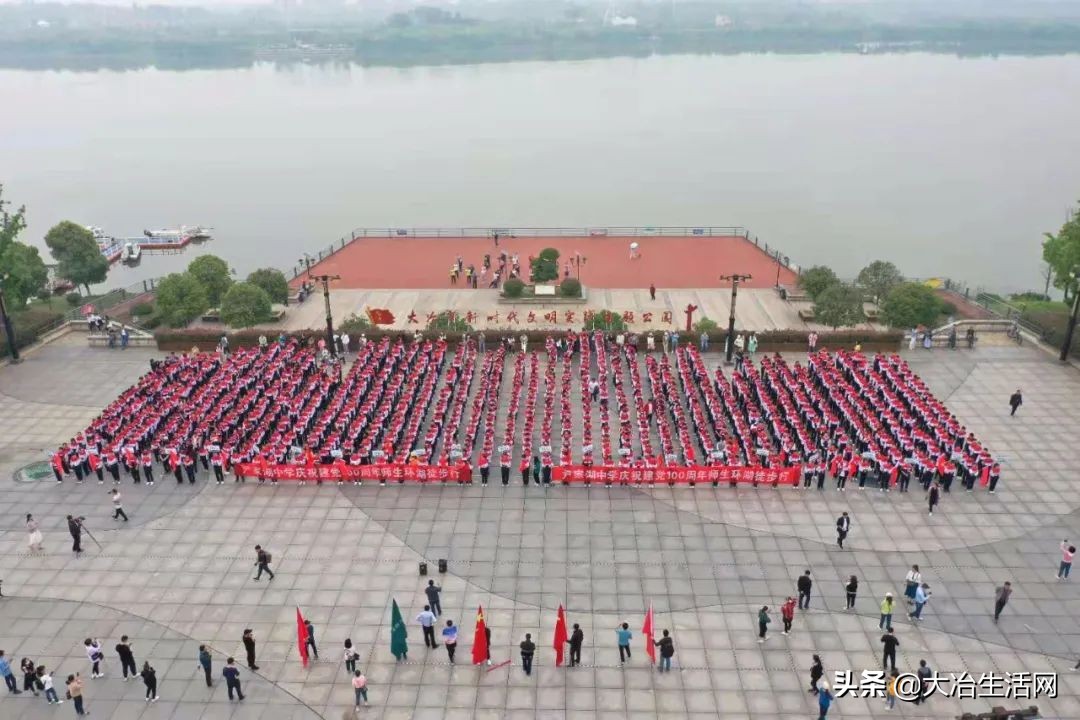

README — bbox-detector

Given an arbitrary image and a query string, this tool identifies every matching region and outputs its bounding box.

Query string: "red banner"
[233,462,471,483]
[552,465,800,485]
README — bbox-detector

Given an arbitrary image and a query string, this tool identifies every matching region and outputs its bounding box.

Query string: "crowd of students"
[49,333,999,496]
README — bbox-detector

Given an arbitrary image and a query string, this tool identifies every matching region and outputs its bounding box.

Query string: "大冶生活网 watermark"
[832,670,1057,701]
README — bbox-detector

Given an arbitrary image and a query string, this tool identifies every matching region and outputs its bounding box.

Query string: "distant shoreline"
[2,25,1080,72]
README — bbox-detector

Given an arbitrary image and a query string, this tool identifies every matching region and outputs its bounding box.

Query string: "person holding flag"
[390,600,408,662]
[296,608,311,667]
[553,605,568,667]
[472,606,490,666]
[653,630,675,672]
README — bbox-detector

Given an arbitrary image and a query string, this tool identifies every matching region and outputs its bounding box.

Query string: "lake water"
[3,53,1080,294]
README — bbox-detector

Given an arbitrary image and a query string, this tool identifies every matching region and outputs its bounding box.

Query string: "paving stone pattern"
[1,335,1079,719]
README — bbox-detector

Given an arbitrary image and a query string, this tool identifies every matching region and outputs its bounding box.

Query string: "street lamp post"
[719,273,752,363]
[311,273,342,357]
[0,274,20,363]
[1061,270,1080,363]
[570,252,586,281]
[299,254,314,279]
[774,251,784,288]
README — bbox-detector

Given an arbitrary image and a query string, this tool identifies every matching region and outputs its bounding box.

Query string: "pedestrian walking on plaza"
[993,581,1012,622]
[442,620,458,663]
[886,668,900,709]
[253,545,274,581]
[909,583,931,620]
[115,636,137,680]
[879,593,894,630]
[352,669,368,708]
[41,668,60,704]
[699,331,709,351]
[1009,388,1023,416]
[1059,540,1075,580]
[808,331,818,352]
[780,596,796,634]
[223,658,244,701]
[519,633,536,675]
[881,628,899,671]
[797,570,812,609]
[68,515,83,555]
[417,605,438,648]
[110,489,129,522]
[836,511,850,549]
[531,455,541,485]
[817,681,833,719]
[904,565,922,605]
[26,513,43,552]
[67,673,86,715]
[242,629,259,670]
[304,619,318,660]
[616,622,633,663]
[757,606,771,642]
[425,580,443,616]
[343,639,359,674]
[84,638,104,678]
[915,659,932,704]
[654,629,675,672]
[809,654,823,694]
[478,331,486,354]
[568,623,584,667]
[0,651,20,694]
[140,661,158,702]
[198,645,213,687]
[928,481,940,515]
[20,657,38,695]
[845,575,858,610]
[649,283,656,301]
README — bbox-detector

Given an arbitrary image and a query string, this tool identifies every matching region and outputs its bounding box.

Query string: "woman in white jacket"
[26,514,43,552]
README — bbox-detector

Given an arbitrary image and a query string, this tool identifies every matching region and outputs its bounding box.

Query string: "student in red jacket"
[781,597,797,635]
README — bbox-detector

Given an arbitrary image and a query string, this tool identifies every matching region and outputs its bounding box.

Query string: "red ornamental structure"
[684,304,698,333]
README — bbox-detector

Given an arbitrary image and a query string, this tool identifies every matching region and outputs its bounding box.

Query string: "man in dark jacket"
[242,629,258,671]
[222,658,244,701]
[881,628,900,671]
[836,513,851,549]
[115,636,137,680]
[67,515,83,555]
[253,545,274,581]
[568,624,584,667]
[654,629,675,672]
[1009,389,1023,416]
[198,645,213,687]
[519,634,536,675]
[425,580,442,616]
[797,570,812,609]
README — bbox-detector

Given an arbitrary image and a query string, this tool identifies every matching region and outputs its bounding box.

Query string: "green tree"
[426,310,472,332]
[813,284,865,329]
[0,185,48,308]
[1042,205,1080,302]
[220,282,272,328]
[798,265,839,301]
[155,272,209,328]
[530,247,560,283]
[188,254,233,307]
[693,316,720,333]
[559,277,582,298]
[856,260,904,304]
[337,313,371,335]
[584,310,626,332]
[246,267,288,304]
[43,220,108,294]
[880,282,944,328]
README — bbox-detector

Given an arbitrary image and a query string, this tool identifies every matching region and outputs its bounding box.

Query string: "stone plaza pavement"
[1,335,1079,719]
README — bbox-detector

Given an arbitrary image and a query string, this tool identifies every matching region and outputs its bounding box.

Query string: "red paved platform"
[299,234,797,290]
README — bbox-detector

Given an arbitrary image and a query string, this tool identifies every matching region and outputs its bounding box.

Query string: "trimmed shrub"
[0,307,65,356]
[559,278,582,298]
[693,317,720,333]
[65,292,82,307]
[583,310,626,333]
[131,301,155,317]
[503,278,526,298]
[338,313,371,335]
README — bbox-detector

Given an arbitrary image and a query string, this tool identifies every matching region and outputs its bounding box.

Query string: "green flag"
[390,598,408,660]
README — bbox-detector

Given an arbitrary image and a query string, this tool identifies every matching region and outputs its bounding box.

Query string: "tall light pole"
[1061,269,1080,363]
[719,273,752,363]
[311,273,342,357]
[0,274,20,363]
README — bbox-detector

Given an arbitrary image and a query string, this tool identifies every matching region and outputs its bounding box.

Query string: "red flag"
[296,607,310,667]
[553,604,568,667]
[643,604,656,664]
[472,605,489,665]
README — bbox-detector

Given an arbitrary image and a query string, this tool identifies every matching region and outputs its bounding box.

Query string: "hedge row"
[154,327,904,353]
[0,307,65,358]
